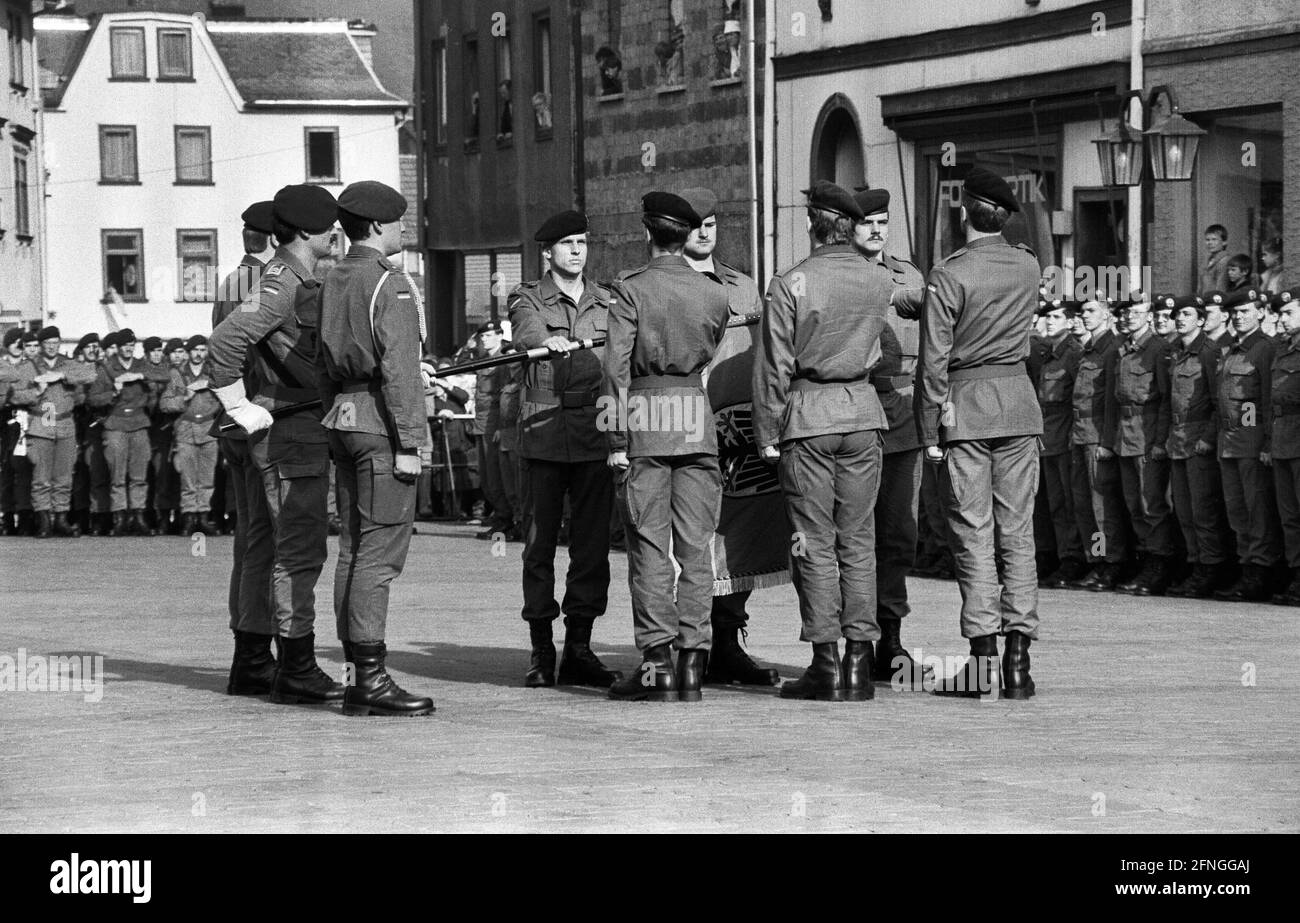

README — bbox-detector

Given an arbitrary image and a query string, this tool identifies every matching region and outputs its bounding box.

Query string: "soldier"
[851,185,929,684]
[88,330,159,536]
[1270,287,1300,604]
[472,321,517,539]
[315,180,435,716]
[69,332,102,533]
[1,327,34,536]
[508,210,622,689]
[144,335,180,534]
[159,335,220,536]
[1035,299,1086,588]
[677,187,781,687]
[12,326,98,537]
[1213,286,1284,601]
[1154,299,1178,343]
[82,331,114,536]
[1068,299,1130,590]
[208,183,344,705]
[603,191,731,702]
[1202,292,1234,352]
[166,338,187,370]
[213,200,276,327]
[753,180,887,702]
[1164,295,1234,598]
[915,167,1042,700]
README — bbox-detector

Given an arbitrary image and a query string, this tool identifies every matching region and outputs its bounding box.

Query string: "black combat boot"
[1239,564,1273,602]
[1214,564,1256,602]
[110,510,129,536]
[179,512,197,536]
[269,633,346,704]
[1271,567,1300,605]
[196,513,220,537]
[675,650,706,702]
[524,620,556,688]
[0,511,14,535]
[128,509,155,536]
[226,630,278,695]
[16,510,35,535]
[1129,554,1171,596]
[1166,562,1200,597]
[343,641,435,716]
[873,616,929,687]
[556,617,622,688]
[841,640,875,701]
[1073,561,1120,591]
[34,511,53,538]
[608,643,676,701]
[53,511,81,537]
[933,634,1001,698]
[1002,631,1036,699]
[704,625,779,686]
[779,642,846,701]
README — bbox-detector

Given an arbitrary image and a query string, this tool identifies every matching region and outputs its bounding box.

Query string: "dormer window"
[158,28,193,80]
[110,27,146,79]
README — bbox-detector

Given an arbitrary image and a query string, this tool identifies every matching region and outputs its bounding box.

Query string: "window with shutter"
[175,126,211,184]
[110,28,146,79]
[177,230,217,301]
[158,29,192,79]
[99,126,138,183]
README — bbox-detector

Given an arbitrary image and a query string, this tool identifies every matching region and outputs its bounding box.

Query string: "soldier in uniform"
[677,187,780,687]
[1202,292,1234,352]
[508,210,622,689]
[1,327,33,535]
[166,338,188,370]
[753,180,887,702]
[13,326,98,537]
[1212,286,1284,601]
[213,200,276,327]
[1269,287,1300,604]
[1164,295,1233,598]
[316,180,435,716]
[144,335,180,534]
[1035,299,1086,588]
[208,183,344,706]
[915,167,1042,700]
[472,321,517,539]
[83,331,114,535]
[69,332,101,533]
[603,192,731,702]
[88,330,159,536]
[159,335,220,536]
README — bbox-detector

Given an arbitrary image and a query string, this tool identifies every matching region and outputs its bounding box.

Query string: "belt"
[35,410,75,422]
[948,362,1025,382]
[1172,412,1210,424]
[790,377,869,392]
[339,380,383,395]
[629,373,702,390]
[264,384,319,402]
[869,374,913,393]
[524,387,599,408]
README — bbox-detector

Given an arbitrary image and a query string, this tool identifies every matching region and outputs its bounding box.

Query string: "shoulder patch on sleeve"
[264,263,285,278]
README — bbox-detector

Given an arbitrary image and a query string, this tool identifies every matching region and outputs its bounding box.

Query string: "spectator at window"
[1225,253,1253,292]
[595,46,623,96]
[1198,224,1230,296]
[1261,237,1292,295]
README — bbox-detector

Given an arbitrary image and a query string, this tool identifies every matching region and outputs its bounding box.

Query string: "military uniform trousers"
[1219,457,1282,566]
[329,430,416,644]
[1170,455,1232,565]
[104,429,152,511]
[1274,457,1300,568]
[1,420,33,514]
[1118,454,1174,556]
[150,430,180,513]
[219,436,275,636]
[779,430,883,645]
[500,445,522,525]
[617,453,722,652]
[28,433,77,513]
[918,463,953,557]
[875,447,922,621]
[477,435,514,527]
[1041,450,1082,562]
[940,436,1040,640]
[173,438,218,513]
[86,429,110,514]
[1069,445,1128,563]
[520,458,612,624]
[711,590,752,629]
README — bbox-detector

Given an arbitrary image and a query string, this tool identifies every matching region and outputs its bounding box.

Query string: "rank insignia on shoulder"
[265,264,285,277]
[397,292,411,300]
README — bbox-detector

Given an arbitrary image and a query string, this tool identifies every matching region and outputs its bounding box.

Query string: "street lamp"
[1092,86,1206,186]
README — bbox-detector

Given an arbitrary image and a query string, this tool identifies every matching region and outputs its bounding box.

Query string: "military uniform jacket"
[11,354,97,439]
[1166,332,1219,460]
[915,235,1043,446]
[0,356,24,421]
[472,343,511,437]
[1103,327,1171,457]
[873,253,925,454]
[1215,327,1274,458]
[603,254,730,457]
[316,245,426,451]
[509,274,611,463]
[1271,330,1300,460]
[753,244,890,447]
[160,361,221,445]
[1070,329,1118,446]
[88,354,163,432]
[208,248,324,437]
[1036,332,1082,456]
[212,254,265,328]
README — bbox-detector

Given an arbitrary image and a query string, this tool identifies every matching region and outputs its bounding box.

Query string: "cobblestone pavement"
[0,524,1296,833]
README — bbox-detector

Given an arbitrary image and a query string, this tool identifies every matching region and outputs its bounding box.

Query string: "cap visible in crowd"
[37,326,60,342]
[117,328,137,344]
[3,328,23,348]
[1205,290,1227,306]
[679,188,718,222]
[165,337,185,353]
[642,191,702,229]
[476,320,504,335]
[337,181,407,223]
[963,166,1020,213]
[143,336,163,352]
[1170,294,1203,310]
[101,331,120,350]
[272,184,338,234]
[75,332,100,353]
[20,330,39,344]
[241,201,276,235]
[1222,287,1260,309]
[185,335,208,350]
[801,180,864,222]
[534,210,588,243]
[852,186,891,217]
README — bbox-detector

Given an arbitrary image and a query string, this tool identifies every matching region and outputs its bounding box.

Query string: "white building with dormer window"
[36,9,406,338]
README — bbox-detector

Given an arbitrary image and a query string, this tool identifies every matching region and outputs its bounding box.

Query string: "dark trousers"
[780,430,882,645]
[1170,455,1232,565]
[1275,457,1300,568]
[520,457,612,625]
[875,447,921,621]
[104,428,151,511]
[219,437,275,636]
[27,434,76,513]
[617,453,721,652]
[1070,444,1128,563]
[478,435,513,526]
[87,430,110,513]
[918,462,952,556]
[1041,451,1081,562]
[1,420,34,513]
[711,590,752,629]
[330,430,416,644]
[1118,453,1173,556]
[1220,456,1282,566]
[940,435,1040,640]
[150,432,179,512]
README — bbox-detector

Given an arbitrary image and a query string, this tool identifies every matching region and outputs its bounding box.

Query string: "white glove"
[213,380,273,434]
[420,361,438,390]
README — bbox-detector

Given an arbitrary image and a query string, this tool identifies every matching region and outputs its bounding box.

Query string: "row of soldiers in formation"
[1027,284,1300,605]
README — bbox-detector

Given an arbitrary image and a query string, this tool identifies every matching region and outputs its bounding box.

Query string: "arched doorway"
[811,95,865,188]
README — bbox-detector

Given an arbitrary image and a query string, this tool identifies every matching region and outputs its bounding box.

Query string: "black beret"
[3,328,23,348]
[75,333,100,353]
[963,166,1019,213]
[100,331,119,350]
[185,335,208,350]
[273,184,338,234]
[241,200,276,234]
[164,338,185,353]
[337,181,407,223]
[679,188,718,221]
[476,320,504,335]
[37,326,60,342]
[852,186,891,217]
[642,191,702,229]
[20,330,39,344]
[1272,286,1300,308]
[801,180,864,222]
[1170,294,1203,311]
[143,336,163,352]
[1221,287,1260,309]
[534,210,588,243]
[117,327,137,344]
